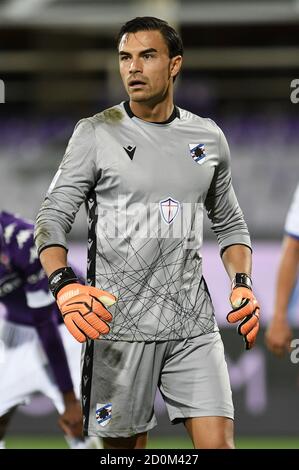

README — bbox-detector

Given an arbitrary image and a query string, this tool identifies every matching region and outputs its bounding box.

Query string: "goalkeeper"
[35,16,260,450]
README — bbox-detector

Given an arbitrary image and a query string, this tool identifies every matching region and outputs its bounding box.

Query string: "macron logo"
[123,145,136,160]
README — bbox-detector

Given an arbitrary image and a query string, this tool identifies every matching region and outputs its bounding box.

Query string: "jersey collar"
[123,101,180,124]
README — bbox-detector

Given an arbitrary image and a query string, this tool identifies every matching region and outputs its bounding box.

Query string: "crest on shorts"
[159,197,180,225]
[189,143,206,164]
[96,403,112,426]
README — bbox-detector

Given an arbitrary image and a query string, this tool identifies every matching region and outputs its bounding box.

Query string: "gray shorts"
[82,331,234,438]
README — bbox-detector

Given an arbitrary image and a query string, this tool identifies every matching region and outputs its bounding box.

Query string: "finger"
[58,418,73,436]
[64,315,87,343]
[227,299,253,323]
[267,342,287,357]
[245,337,253,350]
[85,312,110,335]
[272,347,286,357]
[59,418,82,438]
[70,424,84,439]
[89,287,117,307]
[238,313,259,336]
[67,419,83,437]
[245,335,254,350]
[91,298,113,322]
[73,314,100,340]
[61,301,91,316]
[246,322,260,343]
[61,298,113,321]
[244,322,259,350]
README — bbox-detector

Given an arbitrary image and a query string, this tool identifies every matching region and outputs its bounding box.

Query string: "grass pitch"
[5,435,299,449]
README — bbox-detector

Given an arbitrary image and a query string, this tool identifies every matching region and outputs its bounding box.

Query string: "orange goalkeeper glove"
[226,273,260,350]
[49,267,116,343]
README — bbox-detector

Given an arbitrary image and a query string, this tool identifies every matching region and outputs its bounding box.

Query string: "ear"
[170,55,183,79]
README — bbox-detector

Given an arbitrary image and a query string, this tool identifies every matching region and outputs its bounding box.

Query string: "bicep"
[35,119,99,253]
[45,119,99,221]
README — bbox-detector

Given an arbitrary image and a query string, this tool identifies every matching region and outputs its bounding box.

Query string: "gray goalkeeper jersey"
[35,101,251,341]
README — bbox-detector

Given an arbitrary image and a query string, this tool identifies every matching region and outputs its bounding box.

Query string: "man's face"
[118,30,181,103]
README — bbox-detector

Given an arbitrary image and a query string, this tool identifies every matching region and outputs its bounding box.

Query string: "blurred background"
[0,0,299,449]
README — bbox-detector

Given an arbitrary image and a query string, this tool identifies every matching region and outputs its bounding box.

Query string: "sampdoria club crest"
[96,403,112,427]
[159,197,180,225]
[189,143,206,164]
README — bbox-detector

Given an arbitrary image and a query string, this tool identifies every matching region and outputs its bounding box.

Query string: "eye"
[143,53,154,60]
[120,55,130,61]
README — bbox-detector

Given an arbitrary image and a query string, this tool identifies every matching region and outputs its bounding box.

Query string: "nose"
[129,56,142,74]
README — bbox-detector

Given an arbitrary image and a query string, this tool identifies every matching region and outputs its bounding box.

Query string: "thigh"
[0,320,66,415]
[0,321,42,415]
[85,340,163,438]
[160,332,234,423]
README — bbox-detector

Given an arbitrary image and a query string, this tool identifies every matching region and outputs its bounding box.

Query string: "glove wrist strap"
[232,272,252,290]
[48,267,79,299]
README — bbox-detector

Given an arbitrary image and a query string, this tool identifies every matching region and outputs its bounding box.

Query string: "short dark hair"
[116,16,184,58]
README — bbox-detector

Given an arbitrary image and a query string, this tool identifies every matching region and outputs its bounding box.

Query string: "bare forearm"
[40,246,68,277]
[221,244,252,281]
[274,235,299,320]
[63,390,78,406]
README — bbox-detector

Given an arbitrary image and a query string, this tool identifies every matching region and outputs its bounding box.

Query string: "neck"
[129,94,174,123]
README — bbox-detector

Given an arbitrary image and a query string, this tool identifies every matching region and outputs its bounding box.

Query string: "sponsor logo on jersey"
[123,145,136,160]
[0,274,22,297]
[16,229,32,249]
[29,246,38,264]
[188,143,206,164]
[159,197,180,224]
[96,403,112,426]
[27,269,46,285]
[4,223,16,244]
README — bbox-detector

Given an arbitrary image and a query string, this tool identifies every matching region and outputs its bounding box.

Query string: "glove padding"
[227,286,260,350]
[57,283,116,343]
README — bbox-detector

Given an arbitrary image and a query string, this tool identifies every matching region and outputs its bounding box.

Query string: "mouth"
[128,79,146,88]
